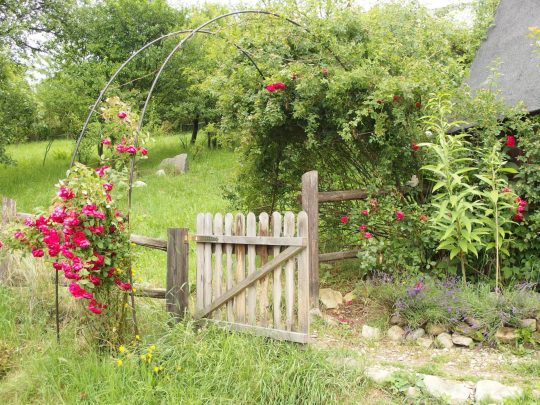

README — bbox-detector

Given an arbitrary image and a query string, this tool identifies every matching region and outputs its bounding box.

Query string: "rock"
[426,323,449,336]
[387,325,406,341]
[406,328,425,341]
[406,386,421,399]
[362,325,382,340]
[495,327,518,344]
[422,375,474,404]
[390,314,407,326]
[453,322,474,337]
[534,331,540,343]
[417,336,434,348]
[435,333,454,349]
[452,334,474,348]
[159,153,188,174]
[365,365,399,384]
[475,380,523,403]
[319,288,343,309]
[521,319,537,331]
[343,291,356,303]
[156,169,166,176]
[133,181,147,187]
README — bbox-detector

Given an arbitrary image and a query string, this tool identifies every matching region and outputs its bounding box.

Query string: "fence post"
[166,228,189,320]
[301,171,319,308]
[2,197,17,227]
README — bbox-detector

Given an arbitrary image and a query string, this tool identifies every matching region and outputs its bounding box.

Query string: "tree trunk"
[190,116,199,144]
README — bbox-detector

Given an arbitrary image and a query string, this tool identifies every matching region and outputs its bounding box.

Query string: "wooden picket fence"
[193,211,310,343]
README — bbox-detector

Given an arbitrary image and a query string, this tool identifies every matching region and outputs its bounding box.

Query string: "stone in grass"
[156,169,166,176]
[362,325,382,340]
[416,336,434,349]
[159,153,188,174]
[406,328,425,341]
[406,386,421,399]
[387,325,405,341]
[495,327,518,344]
[521,319,537,332]
[426,323,449,336]
[451,334,474,348]
[435,333,454,349]
[319,288,343,309]
[133,181,147,187]
[422,374,474,404]
[390,314,407,326]
[475,380,523,403]
[365,365,400,384]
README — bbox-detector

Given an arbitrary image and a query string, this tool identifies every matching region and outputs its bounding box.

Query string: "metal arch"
[126,9,350,210]
[69,28,266,167]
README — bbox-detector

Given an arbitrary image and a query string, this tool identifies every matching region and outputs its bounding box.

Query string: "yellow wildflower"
[118,345,125,353]
[153,366,159,373]
[116,359,123,366]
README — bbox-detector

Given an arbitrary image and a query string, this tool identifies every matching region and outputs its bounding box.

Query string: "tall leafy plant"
[420,95,486,284]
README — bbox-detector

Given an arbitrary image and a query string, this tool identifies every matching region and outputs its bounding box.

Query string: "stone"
[319,288,343,309]
[417,336,434,348]
[133,181,147,187]
[390,314,407,326]
[422,375,474,404]
[406,386,421,399]
[475,380,523,403]
[343,291,356,303]
[406,328,426,341]
[453,322,474,337]
[362,325,382,340]
[387,325,405,341]
[426,323,449,336]
[365,365,399,384]
[521,319,537,331]
[452,334,474,348]
[495,327,518,344]
[435,333,454,349]
[159,153,188,174]
[156,169,166,176]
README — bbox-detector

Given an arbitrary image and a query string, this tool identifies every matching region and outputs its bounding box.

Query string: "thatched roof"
[467,0,540,114]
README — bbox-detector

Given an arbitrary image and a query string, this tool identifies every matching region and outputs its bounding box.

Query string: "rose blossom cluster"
[513,196,527,222]
[265,82,286,92]
[13,169,131,315]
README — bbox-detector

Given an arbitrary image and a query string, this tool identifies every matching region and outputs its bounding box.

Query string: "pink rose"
[126,145,137,154]
[138,147,148,156]
[31,247,44,257]
[117,111,128,119]
[68,282,93,300]
[88,275,101,286]
[115,278,132,291]
[57,187,75,200]
[395,210,405,221]
[95,165,109,177]
[340,215,349,224]
[89,225,105,234]
[360,224,367,231]
[72,231,90,248]
[81,204,97,216]
[364,232,373,239]
[265,84,276,92]
[101,138,111,145]
[103,183,113,192]
[14,231,25,240]
[115,144,127,153]
[362,210,369,216]
[88,299,106,315]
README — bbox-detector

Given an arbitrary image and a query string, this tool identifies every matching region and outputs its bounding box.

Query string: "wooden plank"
[283,212,295,331]
[203,213,213,309]
[190,235,306,246]
[301,170,319,308]
[224,213,234,322]
[166,228,189,320]
[297,212,309,334]
[271,212,282,329]
[319,250,360,262]
[246,213,257,325]
[258,212,269,327]
[129,234,168,251]
[235,213,246,323]
[195,245,303,320]
[213,214,223,320]
[317,189,372,202]
[196,214,205,313]
[134,287,166,299]
[200,319,309,344]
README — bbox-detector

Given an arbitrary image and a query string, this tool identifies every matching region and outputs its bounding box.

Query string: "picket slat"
[258,212,269,327]
[297,212,310,333]
[196,214,205,313]
[283,212,295,331]
[213,213,223,320]
[204,213,213,309]
[246,213,257,325]
[235,213,246,323]
[224,213,234,322]
[271,212,282,330]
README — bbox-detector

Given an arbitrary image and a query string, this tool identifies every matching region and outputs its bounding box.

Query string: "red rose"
[393,95,400,102]
[68,282,93,300]
[415,101,422,109]
[103,183,113,192]
[31,247,44,257]
[340,215,349,224]
[117,111,128,119]
[115,278,132,291]
[411,143,420,152]
[138,147,148,156]
[362,209,369,216]
[506,135,516,148]
[265,84,276,92]
[395,210,405,221]
[513,213,524,222]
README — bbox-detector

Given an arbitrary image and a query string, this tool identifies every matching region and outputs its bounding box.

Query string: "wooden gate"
[193,211,310,343]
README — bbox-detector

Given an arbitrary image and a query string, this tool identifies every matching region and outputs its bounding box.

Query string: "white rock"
[435,333,454,349]
[156,169,166,176]
[417,336,434,348]
[133,181,147,187]
[319,288,343,309]
[452,334,474,348]
[475,380,523,403]
[159,153,188,174]
[365,365,399,384]
[362,325,382,340]
[406,328,426,340]
[423,375,474,404]
[495,327,518,344]
[387,325,405,341]
[521,319,537,331]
